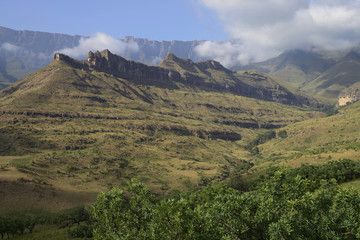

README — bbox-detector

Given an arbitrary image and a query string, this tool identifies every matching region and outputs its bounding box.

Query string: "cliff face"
[85,50,181,89]
[51,50,319,107]
[0,26,206,89]
[338,85,360,106]
[123,37,205,64]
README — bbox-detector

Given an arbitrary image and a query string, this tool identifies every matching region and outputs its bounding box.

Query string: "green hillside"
[241,49,337,88]
[302,51,360,103]
[253,100,360,173]
[0,52,324,214]
[3,51,360,240]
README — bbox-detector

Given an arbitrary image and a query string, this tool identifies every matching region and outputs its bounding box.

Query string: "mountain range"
[3,25,360,240]
[2,26,360,106]
[0,49,325,212]
[0,26,205,89]
[1,42,360,226]
[242,48,360,105]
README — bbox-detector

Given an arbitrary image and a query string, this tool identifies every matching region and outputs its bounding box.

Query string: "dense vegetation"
[2,159,360,239]
[91,159,360,240]
[3,51,360,240]
[257,158,360,185]
[0,207,91,239]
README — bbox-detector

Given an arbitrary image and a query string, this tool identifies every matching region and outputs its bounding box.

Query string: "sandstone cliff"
[338,82,360,106]
[51,49,320,107]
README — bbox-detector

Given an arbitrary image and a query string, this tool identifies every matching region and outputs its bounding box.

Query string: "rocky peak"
[163,53,177,62]
[85,49,181,88]
[86,49,128,69]
[161,53,194,66]
[53,52,85,69]
[54,53,72,62]
[197,60,228,72]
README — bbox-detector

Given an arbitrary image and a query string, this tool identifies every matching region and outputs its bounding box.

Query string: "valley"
[3,0,360,237]
[0,50,327,215]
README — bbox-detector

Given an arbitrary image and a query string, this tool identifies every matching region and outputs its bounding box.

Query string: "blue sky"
[0,0,227,41]
[2,0,360,66]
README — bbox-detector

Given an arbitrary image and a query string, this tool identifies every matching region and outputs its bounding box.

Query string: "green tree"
[91,169,360,239]
[91,179,155,240]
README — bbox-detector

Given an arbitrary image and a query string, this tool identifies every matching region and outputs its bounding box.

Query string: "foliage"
[91,168,360,239]
[0,207,91,239]
[277,130,287,139]
[67,223,93,238]
[254,159,360,187]
[246,130,276,154]
[321,104,339,116]
[91,179,156,240]
[0,215,41,239]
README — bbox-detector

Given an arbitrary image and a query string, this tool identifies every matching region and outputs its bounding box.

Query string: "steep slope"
[0,26,82,88]
[0,26,207,89]
[0,51,324,213]
[302,51,360,103]
[240,49,336,88]
[0,53,154,111]
[338,81,360,106]
[159,53,319,106]
[0,52,25,88]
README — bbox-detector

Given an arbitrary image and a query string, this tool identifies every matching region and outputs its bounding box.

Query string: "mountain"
[240,49,338,88]
[2,26,360,107]
[158,52,319,106]
[0,50,323,213]
[0,50,320,111]
[302,51,360,103]
[0,26,82,88]
[240,48,360,104]
[0,26,206,89]
[123,36,205,64]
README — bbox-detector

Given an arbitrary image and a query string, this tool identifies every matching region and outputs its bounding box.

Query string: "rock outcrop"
[86,50,181,89]
[52,50,319,107]
[338,85,360,106]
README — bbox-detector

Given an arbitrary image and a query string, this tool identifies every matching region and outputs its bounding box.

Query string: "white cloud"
[0,42,19,52]
[150,56,163,65]
[196,0,360,66]
[56,32,139,58]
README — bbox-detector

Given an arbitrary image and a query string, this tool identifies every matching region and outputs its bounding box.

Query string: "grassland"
[252,101,360,174]
[0,60,325,214]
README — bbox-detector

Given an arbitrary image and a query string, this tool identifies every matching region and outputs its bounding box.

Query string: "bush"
[67,224,93,238]
[246,130,276,155]
[91,172,360,240]
[278,130,287,139]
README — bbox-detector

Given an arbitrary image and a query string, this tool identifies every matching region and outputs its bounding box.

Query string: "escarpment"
[51,49,320,107]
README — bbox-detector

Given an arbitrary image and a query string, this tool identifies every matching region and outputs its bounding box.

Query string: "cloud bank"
[196,0,360,66]
[0,43,19,52]
[57,32,139,58]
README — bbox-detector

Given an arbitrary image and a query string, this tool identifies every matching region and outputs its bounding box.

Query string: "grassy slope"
[242,50,338,89]
[302,53,360,103]
[254,101,360,173]
[0,60,323,213]
[158,54,316,106]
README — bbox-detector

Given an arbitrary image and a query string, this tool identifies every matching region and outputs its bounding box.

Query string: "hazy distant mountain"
[240,49,339,88]
[123,36,205,64]
[0,26,206,89]
[239,48,360,104]
[0,49,319,109]
[3,26,360,106]
[302,51,360,103]
[0,26,82,88]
